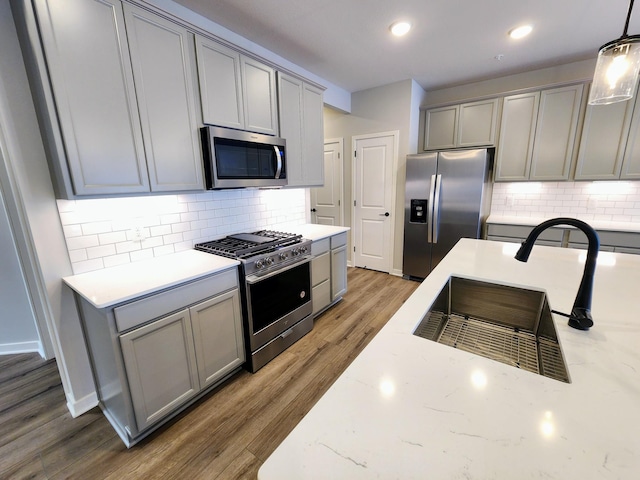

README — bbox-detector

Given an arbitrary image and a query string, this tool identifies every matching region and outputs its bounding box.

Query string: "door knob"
[380,212,390,217]
[311,208,317,212]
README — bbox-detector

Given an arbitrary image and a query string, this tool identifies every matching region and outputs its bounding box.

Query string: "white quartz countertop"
[285,224,349,242]
[63,250,239,309]
[488,214,640,233]
[259,239,640,479]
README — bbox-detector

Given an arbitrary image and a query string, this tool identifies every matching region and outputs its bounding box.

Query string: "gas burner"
[195,230,308,265]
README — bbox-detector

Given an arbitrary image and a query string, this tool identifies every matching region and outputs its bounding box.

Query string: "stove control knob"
[255,259,265,269]
[279,252,288,260]
[299,245,308,254]
[292,248,299,256]
[266,257,274,266]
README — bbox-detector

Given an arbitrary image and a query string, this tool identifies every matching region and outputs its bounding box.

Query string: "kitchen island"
[259,238,640,479]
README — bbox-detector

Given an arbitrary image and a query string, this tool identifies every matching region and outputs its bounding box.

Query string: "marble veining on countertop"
[259,238,640,479]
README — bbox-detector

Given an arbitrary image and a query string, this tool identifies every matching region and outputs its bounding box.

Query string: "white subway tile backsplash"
[492,181,640,224]
[58,189,308,274]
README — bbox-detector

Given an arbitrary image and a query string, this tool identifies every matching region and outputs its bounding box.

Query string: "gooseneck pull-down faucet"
[514,217,600,331]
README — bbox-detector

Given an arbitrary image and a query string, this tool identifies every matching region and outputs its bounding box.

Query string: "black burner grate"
[195,230,302,259]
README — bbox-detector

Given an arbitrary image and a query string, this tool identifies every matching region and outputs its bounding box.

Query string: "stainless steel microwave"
[201,126,287,189]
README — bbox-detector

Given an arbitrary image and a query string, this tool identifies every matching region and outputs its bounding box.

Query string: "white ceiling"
[173,0,640,93]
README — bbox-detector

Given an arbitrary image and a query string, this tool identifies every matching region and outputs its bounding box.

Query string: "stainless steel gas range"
[195,230,313,372]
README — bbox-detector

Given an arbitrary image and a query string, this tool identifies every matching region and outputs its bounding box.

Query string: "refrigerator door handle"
[432,174,443,243]
[427,174,437,243]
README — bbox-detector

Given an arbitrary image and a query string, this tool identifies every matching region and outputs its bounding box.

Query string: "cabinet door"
[34,0,149,195]
[495,92,540,181]
[575,90,634,180]
[241,56,278,135]
[120,309,199,432]
[194,37,244,130]
[424,105,458,150]
[190,290,244,389]
[302,82,325,186]
[458,98,499,147]
[331,245,348,301]
[277,72,304,185]
[620,98,640,179]
[530,84,583,180]
[123,5,203,192]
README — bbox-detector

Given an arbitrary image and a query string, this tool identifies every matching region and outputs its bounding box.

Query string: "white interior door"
[353,132,396,273]
[311,139,343,225]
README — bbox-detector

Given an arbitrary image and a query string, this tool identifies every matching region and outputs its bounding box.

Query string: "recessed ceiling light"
[509,25,532,39]
[390,21,411,37]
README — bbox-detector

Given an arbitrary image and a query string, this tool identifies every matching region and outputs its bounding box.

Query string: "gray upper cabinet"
[32,0,204,196]
[277,72,324,187]
[195,36,278,135]
[123,4,203,192]
[576,85,640,180]
[194,38,244,130]
[495,84,583,181]
[34,0,149,195]
[423,98,499,151]
[241,56,279,135]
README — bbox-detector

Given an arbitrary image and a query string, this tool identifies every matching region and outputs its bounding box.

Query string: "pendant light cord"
[623,0,635,37]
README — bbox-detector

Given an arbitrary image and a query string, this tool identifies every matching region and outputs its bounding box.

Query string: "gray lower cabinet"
[25,0,203,196]
[311,232,348,316]
[77,268,244,446]
[487,223,640,255]
[486,223,564,246]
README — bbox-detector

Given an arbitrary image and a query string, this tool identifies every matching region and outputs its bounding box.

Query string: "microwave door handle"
[274,146,283,179]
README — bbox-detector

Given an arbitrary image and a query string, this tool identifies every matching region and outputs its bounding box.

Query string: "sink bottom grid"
[414,312,569,382]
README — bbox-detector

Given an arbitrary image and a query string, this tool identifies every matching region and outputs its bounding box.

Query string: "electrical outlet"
[131,226,146,242]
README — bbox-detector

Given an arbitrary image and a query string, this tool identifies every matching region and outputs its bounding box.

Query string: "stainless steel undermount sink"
[414,276,570,383]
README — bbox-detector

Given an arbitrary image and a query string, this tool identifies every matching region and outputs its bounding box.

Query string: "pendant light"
[589,0,640,105]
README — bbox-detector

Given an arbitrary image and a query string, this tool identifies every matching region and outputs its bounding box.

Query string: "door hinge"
[338,200,341,206]
[354,150,357,157]
[338,152,341,159]
[354,200,356,207]
[353,246,356,252]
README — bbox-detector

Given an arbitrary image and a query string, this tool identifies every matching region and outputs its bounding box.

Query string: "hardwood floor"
[0,267,418,479]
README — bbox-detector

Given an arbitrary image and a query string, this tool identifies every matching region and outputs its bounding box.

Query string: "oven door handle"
[245,256,311,284]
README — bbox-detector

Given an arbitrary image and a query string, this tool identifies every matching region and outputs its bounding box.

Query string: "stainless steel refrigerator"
[402,148,493,279]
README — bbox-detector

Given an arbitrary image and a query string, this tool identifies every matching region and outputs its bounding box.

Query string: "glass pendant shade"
[589,36,640,105]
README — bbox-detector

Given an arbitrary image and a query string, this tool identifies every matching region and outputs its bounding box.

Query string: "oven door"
[244,258,312,351]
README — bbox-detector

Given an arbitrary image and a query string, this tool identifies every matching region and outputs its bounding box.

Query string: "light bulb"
[607,54,630,88]
[390,22,411,37]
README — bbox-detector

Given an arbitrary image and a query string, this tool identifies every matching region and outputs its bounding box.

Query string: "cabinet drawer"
[114,268,238,332]
[312,238,330,256]
[311,251,330,286]
[569,229,640,249]
[331,232,347,249]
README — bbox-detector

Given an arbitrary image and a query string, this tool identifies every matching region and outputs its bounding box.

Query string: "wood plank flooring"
[0,267,418,479]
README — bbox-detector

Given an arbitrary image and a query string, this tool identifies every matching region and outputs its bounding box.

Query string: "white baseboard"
[390,268,404,277]
[0,340,42,356]
[66,391,99,418]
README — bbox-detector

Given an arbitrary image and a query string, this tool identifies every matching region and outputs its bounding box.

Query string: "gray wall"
[0,177,39,352]
[324,79,426,274]
[1,0,96,414]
